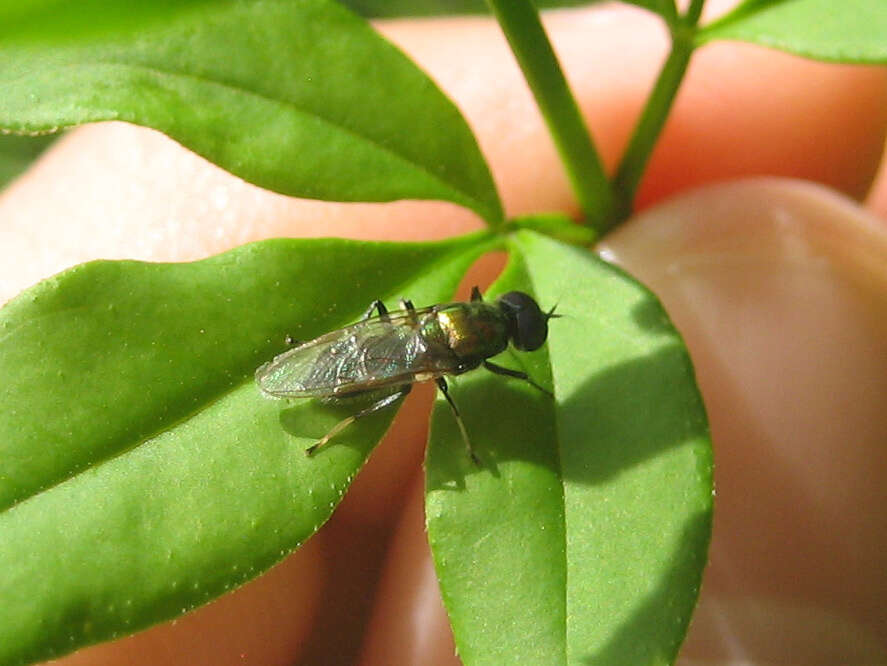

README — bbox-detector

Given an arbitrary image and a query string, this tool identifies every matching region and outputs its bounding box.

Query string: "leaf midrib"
[521,263,570,664]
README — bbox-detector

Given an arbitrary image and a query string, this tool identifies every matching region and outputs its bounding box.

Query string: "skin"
[3,2,883,665]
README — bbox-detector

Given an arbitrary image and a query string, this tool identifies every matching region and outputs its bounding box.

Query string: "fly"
[255,287,557,463]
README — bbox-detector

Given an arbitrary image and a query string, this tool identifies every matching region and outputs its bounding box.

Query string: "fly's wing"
[255,310,454,398]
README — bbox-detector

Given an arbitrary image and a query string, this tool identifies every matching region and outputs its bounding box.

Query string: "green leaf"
[697,0,887,63]
[0,0,503,223]
[618,0,677,21]
[0,232,493,665]
[426,230,712,665]
[339,0,595,18]
[0,0,218,44]
[0,133,56,188]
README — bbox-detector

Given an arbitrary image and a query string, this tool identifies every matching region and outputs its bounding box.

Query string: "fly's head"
[496,291,558,352]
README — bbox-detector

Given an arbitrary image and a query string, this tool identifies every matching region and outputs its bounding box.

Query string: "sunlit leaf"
[0,0,503,221]
[426,230,712,665]
[697,0,887,63]
[0,232,493,664]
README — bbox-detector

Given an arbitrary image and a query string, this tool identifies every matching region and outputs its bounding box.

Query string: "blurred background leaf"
[698,0,887,63]
[0,0,503,221]
[340,0,594,18]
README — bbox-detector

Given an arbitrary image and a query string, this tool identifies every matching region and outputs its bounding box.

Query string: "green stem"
[609,22,697,229]
[661,0,679,25]
[485,0,613,233]
[685,0,705,26]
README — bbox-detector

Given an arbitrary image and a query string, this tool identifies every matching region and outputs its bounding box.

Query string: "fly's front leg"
[306,385,411,456]
[400,298,418,324]
[362,299,389,321]
[470,286,483,302]
[436,377,479,465]
[483,360,553,397]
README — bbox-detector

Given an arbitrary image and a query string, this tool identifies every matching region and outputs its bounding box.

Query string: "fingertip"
[865,140,887,221]
[358,471,458,666]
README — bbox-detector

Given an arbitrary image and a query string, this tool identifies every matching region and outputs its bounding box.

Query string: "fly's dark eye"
[497,291,548,351]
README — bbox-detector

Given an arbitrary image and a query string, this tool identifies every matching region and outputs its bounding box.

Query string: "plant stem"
[685,0,705,26]
[661,0,679,24]
[609,18,698,229]
[486,0,613,233]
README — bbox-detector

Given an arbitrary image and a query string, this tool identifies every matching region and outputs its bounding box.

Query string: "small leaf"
[0,232,493,665]
[697,0,887,63]
[0,133,56,188]
[618,0,677,20]
[339,0,595,18]
[0,0,503,222]
[0,0,217,44]
[426,230,712,665]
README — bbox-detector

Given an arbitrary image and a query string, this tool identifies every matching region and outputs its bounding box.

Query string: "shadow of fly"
[255,287,557,463]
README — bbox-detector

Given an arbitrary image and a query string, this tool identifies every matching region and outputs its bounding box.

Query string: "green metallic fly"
[255,287,556,462]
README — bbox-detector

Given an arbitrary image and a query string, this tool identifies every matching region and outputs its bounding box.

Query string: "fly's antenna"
[546,289,567,320]
[546,303,562,320]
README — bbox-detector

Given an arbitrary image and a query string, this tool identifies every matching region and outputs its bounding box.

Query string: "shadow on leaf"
[277,395,400,459]
[557,341,708,485]
[427,340,706,488]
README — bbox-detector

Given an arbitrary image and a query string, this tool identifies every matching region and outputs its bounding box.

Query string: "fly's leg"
[400,298,418,324]
[436,377,479,465]
[483,360,553,397]
[470,286,483,302]
[284,335,301,346]
[306,385,411,456]
[362,299,389,321]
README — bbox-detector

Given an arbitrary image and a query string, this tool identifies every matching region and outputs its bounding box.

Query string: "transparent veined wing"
[255,309,455,398]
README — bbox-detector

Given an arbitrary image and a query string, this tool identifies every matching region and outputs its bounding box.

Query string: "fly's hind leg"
[470,286,483,302]
[306,385,411,456]
[436,377,479,465]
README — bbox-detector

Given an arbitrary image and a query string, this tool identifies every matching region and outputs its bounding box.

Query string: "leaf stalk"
[609,6,703,229]
[485,0,614,233]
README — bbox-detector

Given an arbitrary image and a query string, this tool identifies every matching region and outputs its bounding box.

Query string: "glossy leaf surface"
[426,230,713,665]
[0,0,502,222]
[0,233,491,665]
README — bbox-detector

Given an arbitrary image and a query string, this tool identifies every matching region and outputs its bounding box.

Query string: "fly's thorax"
[434,302,509,361]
